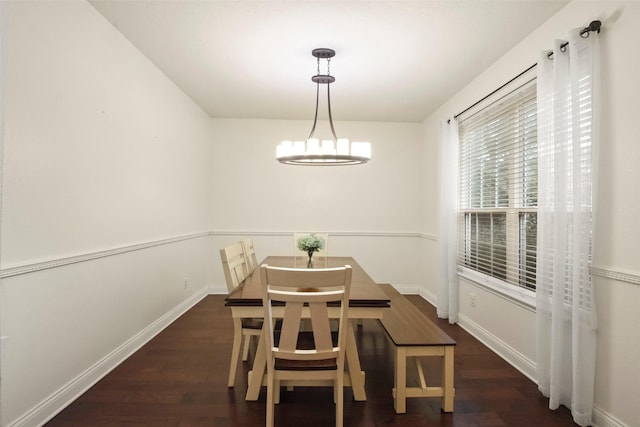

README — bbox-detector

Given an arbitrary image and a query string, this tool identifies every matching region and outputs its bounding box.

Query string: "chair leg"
[266,373,275,427]
[228,318,243,387]
[242,334,251,362]
[275,380,281,404]
[336,375,344,427]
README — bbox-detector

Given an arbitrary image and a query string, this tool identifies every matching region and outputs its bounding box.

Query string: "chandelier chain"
[315,56,331,77]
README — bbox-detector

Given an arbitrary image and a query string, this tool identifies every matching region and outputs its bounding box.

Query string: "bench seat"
[377,284,456,414]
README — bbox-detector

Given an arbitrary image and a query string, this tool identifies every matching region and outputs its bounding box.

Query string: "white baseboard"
[418,288,437,306]
[455,313,629,427]
[9,287,209,427]
[457,312,537,382]
[208,284,228,295]
[393,285,421,295]
[592,406,630,427]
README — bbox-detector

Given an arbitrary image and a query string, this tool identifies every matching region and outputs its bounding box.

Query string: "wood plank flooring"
[46,295,577,426]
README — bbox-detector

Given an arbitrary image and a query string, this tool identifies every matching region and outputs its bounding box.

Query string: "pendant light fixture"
[276,48,371,166]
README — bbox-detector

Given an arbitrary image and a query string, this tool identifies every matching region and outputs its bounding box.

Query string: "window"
[457,80,537,291]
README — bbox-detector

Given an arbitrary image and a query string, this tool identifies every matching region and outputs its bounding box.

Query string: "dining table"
[225,256,390,401]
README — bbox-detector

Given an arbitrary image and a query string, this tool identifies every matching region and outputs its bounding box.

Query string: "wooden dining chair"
[260,264,352,427]
[293,232,329,268]
[220,242,262,387]
[241,237,258,273]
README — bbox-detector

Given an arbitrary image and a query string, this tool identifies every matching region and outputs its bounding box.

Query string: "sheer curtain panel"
[535,28,600,427]
[437,119,459,323]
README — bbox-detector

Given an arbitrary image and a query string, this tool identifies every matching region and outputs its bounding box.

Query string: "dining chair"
[260,264,352,427]
[241,237,258,273]
[293,232,329,268]
[220,242,262,387]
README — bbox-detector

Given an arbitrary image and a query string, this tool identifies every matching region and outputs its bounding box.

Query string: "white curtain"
[0,0,9,417]
[437,118,459,324]
[535,28,599,427]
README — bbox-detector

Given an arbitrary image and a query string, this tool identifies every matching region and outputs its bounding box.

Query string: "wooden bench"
[377,284,456,414]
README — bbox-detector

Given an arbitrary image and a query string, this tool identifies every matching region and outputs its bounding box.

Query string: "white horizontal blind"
[458,81,538,290]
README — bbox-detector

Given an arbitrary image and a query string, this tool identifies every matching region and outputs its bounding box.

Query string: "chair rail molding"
[3,230,637,290]
[591,266,640,286]
[0,232,210,278]
[1,230,435,280]
[210,230,437,240]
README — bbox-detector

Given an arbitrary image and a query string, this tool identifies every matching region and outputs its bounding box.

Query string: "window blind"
[458,80,538,290]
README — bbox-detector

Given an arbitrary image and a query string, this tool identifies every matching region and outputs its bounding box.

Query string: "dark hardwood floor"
[46,295,576,426]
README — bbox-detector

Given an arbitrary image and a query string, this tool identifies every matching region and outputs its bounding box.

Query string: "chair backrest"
[293,232,329,267]
[220,242,249,293]
[241,237,258,273]
[260,264,351,365]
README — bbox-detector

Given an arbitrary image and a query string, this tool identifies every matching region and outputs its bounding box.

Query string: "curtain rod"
[449,20,601,123]
[548,20,601,59]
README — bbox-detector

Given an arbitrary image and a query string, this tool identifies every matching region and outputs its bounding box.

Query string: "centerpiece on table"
[296,233,326,268]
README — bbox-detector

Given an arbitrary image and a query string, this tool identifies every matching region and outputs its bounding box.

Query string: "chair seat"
[275,357,337,371]
[272,331,338,370]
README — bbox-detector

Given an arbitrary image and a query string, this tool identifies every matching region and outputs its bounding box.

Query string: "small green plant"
[297,233,325,255]
[297,234,325,268]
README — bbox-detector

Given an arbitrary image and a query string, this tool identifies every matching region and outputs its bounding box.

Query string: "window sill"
[457,268,536,312]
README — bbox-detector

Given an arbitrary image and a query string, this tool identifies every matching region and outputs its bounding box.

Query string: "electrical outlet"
[470,293,476,308]
[183,278,188,290]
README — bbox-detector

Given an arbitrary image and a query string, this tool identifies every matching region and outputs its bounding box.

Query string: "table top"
[225,256,390,308]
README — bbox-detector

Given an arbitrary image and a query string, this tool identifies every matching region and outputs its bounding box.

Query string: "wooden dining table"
[225,256,390,401]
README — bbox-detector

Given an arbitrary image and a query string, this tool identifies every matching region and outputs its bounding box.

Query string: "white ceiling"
[89,0,568,123]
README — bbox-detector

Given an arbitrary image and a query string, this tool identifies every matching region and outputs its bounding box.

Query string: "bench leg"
[442,346,455,412]
[415,357,427,390]
[394,346,407,414]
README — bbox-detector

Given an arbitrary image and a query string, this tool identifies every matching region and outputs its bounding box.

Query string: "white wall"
[210,119,424,232]
[422,2,640,426]
[208,118,428,292]
[1,1,212,425]
[4,0,638,426]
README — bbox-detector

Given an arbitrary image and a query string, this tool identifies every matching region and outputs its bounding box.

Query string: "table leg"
[346,320,367,401]
[442,346,455,412]
[246,325,267,401]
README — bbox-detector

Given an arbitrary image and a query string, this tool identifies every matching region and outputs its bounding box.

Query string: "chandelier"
[276,48,371,166]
